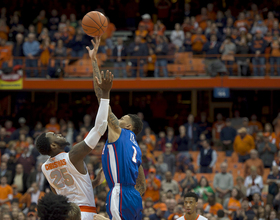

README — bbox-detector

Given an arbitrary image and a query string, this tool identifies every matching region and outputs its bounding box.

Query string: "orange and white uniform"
[42,152,96,220]
[177,214,208,220]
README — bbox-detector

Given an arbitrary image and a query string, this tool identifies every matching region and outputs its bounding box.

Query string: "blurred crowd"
[2,1,280,77]
[1,104,280,219]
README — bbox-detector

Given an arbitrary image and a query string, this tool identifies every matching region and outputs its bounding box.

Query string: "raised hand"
[86,37,101,61]
[95,70,114,93]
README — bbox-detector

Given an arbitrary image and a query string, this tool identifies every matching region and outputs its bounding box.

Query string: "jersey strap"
[79,206,97,213]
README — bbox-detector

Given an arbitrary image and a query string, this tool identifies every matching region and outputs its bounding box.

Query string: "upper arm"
[69,141,92,172]
[107,107,121,142]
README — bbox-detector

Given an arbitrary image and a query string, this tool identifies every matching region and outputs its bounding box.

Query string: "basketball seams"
[82,11,108,36]
[86,14,101,28]
[97,12,107,32]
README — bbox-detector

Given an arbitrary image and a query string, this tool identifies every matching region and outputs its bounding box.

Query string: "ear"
[125,124,132,131]
[50,142,58,150]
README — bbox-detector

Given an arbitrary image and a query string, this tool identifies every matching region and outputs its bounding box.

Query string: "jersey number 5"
[50,168,74,189]
[132,146,137,163]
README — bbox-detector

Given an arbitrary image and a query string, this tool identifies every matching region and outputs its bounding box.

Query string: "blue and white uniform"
[102,129,142,220]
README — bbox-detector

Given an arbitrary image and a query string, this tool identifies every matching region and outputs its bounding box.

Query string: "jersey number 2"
[50,168,74,189]
[132,146,137,163]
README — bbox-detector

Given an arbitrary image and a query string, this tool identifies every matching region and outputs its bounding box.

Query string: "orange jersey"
[143,177,161,202]
[0,184,13,205]
[203,202,223,215]
[142,134,156,152]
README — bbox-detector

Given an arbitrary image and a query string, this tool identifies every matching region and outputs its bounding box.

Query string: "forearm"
[92,178,100,189]
[92,60,102,103]
[135,165,146,196]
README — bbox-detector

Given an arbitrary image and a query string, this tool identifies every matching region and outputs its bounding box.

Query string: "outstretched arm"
[69,72,113,173]
[87,38,121,137]
[135,165,146,196]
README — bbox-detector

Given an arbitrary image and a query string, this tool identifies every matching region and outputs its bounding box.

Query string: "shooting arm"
[135,165,146,196]
[92,59,102,104]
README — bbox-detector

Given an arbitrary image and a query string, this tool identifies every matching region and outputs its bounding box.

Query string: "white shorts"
[81,212,96,220]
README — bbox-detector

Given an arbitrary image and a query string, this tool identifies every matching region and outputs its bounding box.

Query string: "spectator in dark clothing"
[163,143,176,175]
[250,30,267,76]
[68,29,85,58]
[23,33,40,77]
[154,35,169,77]
[184,114,200,151]
[267,166,280,205]
[197,112,212,140]
[0,128,10,155]
[163,127,176,150]
[128,36,148,77]
[112,37,127,78]
[258,133,277,168]
[203,35,227,76]
[48,9,60,37]
[236,37,250,76]
[27,163,49,191]
[220,119,237,156]
[233,199,255,220]
[180,32,192,52]
[16,148,36,175]
[176,125,189,152]
[0,162,13,184]
[197,139,217,173]
[12,33,24,66]
[180,169,197,193]
[11,164,28,194]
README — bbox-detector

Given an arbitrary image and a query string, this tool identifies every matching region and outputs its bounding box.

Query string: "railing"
[2,53,280,78]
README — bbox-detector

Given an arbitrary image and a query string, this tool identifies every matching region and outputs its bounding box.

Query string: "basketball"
[82,11,108,37]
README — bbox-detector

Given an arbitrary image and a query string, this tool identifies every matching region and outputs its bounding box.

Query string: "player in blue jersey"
[86,37,146,220]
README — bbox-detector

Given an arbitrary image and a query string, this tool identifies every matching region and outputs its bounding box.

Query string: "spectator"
[270,39,280,76]
[191,27,207,54]
[266,166,280,205]
[26,163,47,191]
[196,8,208,30]
[184,114,200,151]
[39,37,52,77]
[154,35,169,78]
[197,139,217,173]
[20,182,44,209]
[223,188,242,217]
[251,20,268,36]
[170,23,184,50]
[143,167,161,202]
[180,169,197,193]
[23,33,40,77]
[0,162,13,184]
[207,3,216,20]
[233,127,255,163]
[258,133,277,168]
[249,192,264,208]
[250,30,267,76]
[11,164,28,194]
[234,176,247,198]
[4,121,15,138]
[128,36,148,77]
[0,176,13,206]
[68,29,84,57]
[146,47,156,77]
[163,143,176,174]
[216,11,226,32]
[220,118,237,156]
[9,15,25,42]
[0,38,11,68]
[203,194,224,216]
[12,33,24,66]
[149,205,167,220]
[155,0,171,26]
[234,12,250,29]
[231,110,243,130]
[213,162,234,203]
[112,37,127,78]
[244,149,264,177]
[155,154,168,180]
[272,151,280,171]
[163,127,176,150]
[248,114,263,137]
[142,127,156,152]
[45,117,60,133]
[176,125,189,152]
[135,24,148,43]
[48,9,59,37]
[220,36,236,75]
[232,198,255,220]
[161,171,179,194]
[244,166,263,198]
[194,176,214,201]
[212,113,226,146]
[33,10,47,35]
[139,143,154,176]
[139,14,154,33]
[236,37,250,76]
[0,128,10,155]
[0,19,9,40]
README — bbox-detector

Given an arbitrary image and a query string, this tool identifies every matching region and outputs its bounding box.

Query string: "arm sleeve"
[209,150,217,167]
[84,98,109,149]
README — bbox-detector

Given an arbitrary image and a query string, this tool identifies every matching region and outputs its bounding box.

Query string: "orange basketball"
[82,11,108,37]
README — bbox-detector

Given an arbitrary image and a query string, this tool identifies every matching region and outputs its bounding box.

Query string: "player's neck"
[49,150,65,157]
[184,212,198,220]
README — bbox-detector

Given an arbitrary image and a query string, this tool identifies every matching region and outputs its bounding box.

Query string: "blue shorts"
[106,184,142,220]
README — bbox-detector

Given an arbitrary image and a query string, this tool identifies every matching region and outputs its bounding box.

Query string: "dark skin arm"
[92,168,105,189]
[69,69,113,174]
[87,38,121,143]
[135,165,146,196]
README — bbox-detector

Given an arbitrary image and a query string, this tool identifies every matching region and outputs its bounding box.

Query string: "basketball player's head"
[38,193,81,220]
[184,192,198,215]
[119,114,143,136]
[35,132,70,156]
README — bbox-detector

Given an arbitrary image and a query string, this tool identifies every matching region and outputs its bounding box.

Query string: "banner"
[0,70,23,90]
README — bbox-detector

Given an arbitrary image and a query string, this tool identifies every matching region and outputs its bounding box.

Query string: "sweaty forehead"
[184,197,196,202]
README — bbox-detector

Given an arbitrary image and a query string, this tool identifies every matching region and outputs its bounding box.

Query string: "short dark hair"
[217,210,225,218]
[35,133,51,155]
[128,114,143,136]
[184,192,199,202]
[37,193,72,220]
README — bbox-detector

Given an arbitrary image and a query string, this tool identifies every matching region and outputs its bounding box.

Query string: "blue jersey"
[102,129,142,189]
